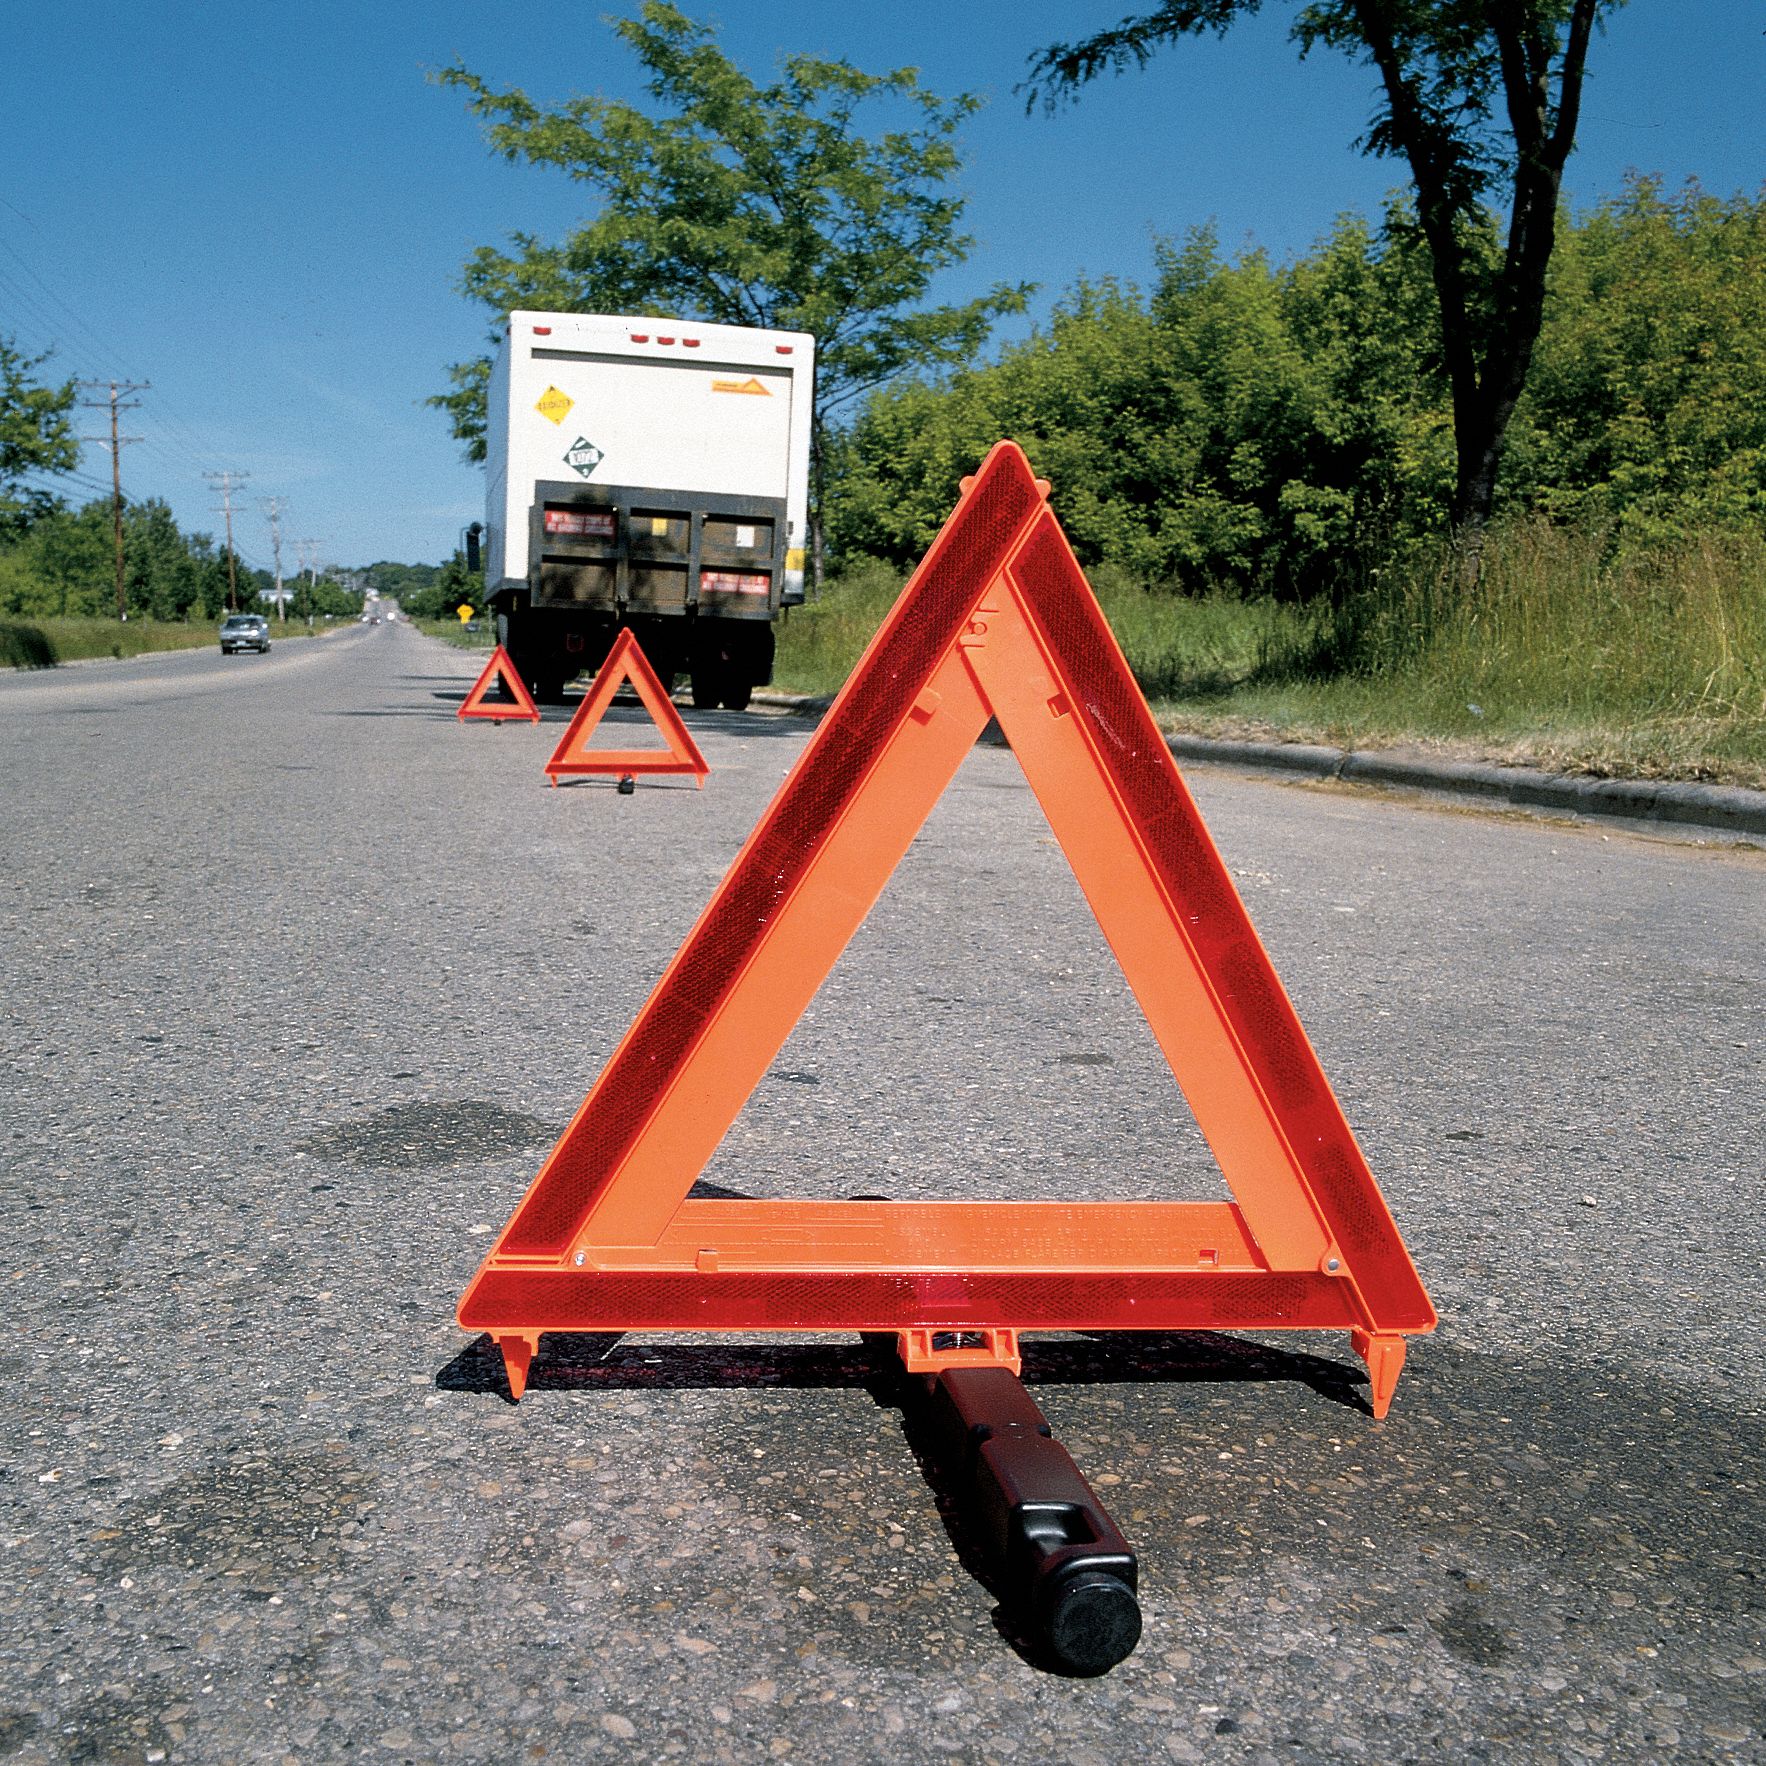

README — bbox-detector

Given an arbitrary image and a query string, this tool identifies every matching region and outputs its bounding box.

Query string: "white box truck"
[482,310,814,709]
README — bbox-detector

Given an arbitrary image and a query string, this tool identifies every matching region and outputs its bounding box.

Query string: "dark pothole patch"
[0,1713,42,1759]
[112,1448,376,1579]
[1433,1598,1512,1667]
[297,1100,553,1169]
[60,1690,175,1766]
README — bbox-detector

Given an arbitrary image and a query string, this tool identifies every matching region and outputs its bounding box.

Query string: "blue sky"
[4,2,1761,567]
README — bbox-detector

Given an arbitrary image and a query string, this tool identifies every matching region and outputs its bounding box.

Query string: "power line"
[19,467,116,500]
[0,289,225,499]
[0,227,242,479]
[78,378,148,622]
[0,270,112,380]
[0,238,130,381]
[1,226,302,585]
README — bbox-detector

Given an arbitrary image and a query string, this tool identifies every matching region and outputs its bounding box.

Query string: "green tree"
[30,501,113,617]
[395,552,480,621]
[304,574,362,619]
[1025,1,1615,537]
[434,1,1032,583]
[832,173,1764,593]
[1508,176,1766,538]
[0,498,256,623]
[362,560,440,601]
[831,215,1446,595]
[186,535,234,621]
[122,499,200,621]
[0,334,78,539]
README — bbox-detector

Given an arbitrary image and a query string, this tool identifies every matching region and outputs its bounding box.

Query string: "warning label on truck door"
[535,385,574,424]
[563,437,605,477]
[711,376,771,396]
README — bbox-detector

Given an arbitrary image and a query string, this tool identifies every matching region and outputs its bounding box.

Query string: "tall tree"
[1025,1,1613,537]
[434,1,1032,585]
[0,334,77,539]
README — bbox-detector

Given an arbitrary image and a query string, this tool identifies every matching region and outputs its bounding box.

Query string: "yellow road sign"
[457,603,475,624]
[535,385,574,424]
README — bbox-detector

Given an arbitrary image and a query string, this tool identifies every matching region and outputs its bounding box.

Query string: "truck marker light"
[775,345,794,355]
[683,338,701,347]
[701,571,770,595]
[533,326,552,335]
[630,334,649,343]
[657,336,676,345]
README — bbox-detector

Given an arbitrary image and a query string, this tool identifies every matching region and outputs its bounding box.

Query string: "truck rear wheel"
[690,670,720,711]
[720,680,753,712]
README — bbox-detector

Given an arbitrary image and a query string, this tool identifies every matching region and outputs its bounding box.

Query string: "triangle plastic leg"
[497,1333,538,1402]
[1351,1330,1407,1419]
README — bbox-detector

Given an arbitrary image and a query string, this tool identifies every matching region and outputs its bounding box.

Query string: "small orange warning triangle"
[462,444,1434,1413]
[458,645,540,723]
[543,628,709,788]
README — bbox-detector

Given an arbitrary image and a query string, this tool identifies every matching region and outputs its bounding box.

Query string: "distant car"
[219,614,271,654]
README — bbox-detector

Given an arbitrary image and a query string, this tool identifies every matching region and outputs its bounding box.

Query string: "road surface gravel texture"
[1,624,1761,1765]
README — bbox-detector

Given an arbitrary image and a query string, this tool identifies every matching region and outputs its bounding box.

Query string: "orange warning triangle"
[543,628,709,788]
[458,644,540,723]
[462,444,1435,1413]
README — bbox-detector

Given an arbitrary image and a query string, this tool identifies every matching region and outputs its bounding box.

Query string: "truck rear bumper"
[497,603,774,702]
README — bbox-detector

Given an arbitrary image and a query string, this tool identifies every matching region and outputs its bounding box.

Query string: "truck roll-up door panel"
[529,481,787,618]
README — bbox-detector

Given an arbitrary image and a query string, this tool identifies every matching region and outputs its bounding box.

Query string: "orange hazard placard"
[543,628,709,788]
[458,644,540,723]
[462,443,1435,1413]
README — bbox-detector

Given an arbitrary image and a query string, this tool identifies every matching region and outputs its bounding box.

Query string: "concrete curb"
[1168,735,1766,841]
[751,691,1766,842]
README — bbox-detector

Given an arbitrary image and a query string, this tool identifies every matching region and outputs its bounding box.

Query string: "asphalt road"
[2,623,1761,1764]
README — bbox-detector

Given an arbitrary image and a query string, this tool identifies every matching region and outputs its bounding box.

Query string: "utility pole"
[296,538,324,627]
[203,469,250,610]
[261,496,287,623]
[77,379,148,622]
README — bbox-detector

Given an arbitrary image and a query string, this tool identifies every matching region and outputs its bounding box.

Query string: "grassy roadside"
[413,618,495,650]
[774,532,1766,791]
[0,615,339,669]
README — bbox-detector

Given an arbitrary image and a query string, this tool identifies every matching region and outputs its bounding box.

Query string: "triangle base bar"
[549,751,707,776]
[462,1268,1361,1333]
[505,1198,1264,1270]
